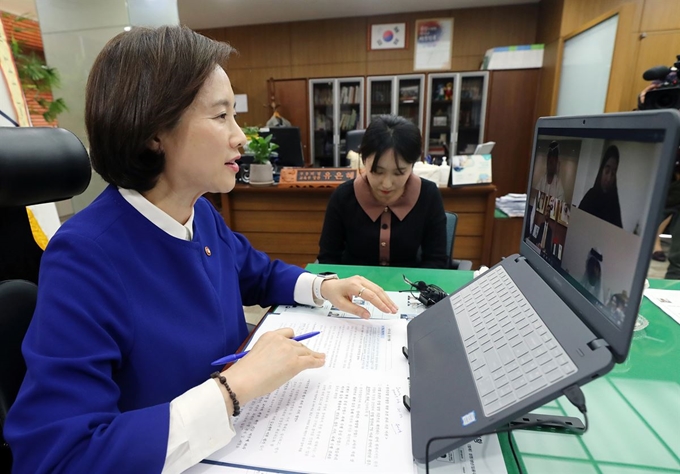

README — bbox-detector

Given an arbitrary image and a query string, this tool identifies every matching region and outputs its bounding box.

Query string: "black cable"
[0,109,20,127]
[563,384,589,436]
[423,385,588,474]
[508,430,523,474]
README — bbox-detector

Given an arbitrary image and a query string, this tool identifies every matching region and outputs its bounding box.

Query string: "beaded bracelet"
[210,371,241,417]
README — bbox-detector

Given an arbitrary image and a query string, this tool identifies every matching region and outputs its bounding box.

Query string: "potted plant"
[245,131,278,186]
[6,14,68,124]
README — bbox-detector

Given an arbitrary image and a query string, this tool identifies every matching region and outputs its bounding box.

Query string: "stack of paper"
[191,292,508,474]
[496,193,526,217]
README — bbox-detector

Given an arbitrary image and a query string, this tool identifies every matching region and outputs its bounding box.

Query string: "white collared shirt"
[118,188,319,473]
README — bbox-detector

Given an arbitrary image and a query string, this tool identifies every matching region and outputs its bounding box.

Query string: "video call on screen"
[524,132,664,328]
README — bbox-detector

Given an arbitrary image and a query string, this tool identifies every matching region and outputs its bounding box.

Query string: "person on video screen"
[536,141,565,201]
[580,248,603,302]
[578,145,623,228]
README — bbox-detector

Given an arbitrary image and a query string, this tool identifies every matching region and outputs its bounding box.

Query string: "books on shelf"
[339,85,360,104]
[339,109,358,131]
[313,87,333,106]
[371,82,392,104]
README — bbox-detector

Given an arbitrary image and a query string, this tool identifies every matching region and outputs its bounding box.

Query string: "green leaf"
[6,16,69,122]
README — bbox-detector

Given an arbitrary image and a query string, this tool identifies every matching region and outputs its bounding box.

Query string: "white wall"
[562,207,641,304]
[35,0,179,212]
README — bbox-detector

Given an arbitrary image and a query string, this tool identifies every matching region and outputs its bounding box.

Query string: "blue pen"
[210,331,321,366]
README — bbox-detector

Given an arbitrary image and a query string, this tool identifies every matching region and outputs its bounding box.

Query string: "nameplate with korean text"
[279,168,357,188]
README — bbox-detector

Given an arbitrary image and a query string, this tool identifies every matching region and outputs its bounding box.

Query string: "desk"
[490,209,523,267]
[216,183,496,269]
[307,264,680,474]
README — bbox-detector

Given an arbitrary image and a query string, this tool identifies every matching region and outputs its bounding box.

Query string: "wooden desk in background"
[214,183,496,269]
[490,209,524,266]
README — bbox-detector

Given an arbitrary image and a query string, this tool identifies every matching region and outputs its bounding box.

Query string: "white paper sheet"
[271,291,427,321]
[246,313,409,373]
[192,434,507,474]
[644,288,680,325]
[414,435,507,474]
[205,314,413,474]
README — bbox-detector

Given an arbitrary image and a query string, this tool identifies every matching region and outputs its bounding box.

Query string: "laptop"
[407,110,680,462]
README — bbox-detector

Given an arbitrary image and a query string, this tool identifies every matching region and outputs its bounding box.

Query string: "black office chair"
[414,211,472,270]
[445,212,473,271]
[0,127,91,471]
[345,129,365,154]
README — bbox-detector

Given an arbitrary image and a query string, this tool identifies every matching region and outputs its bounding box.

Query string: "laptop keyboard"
[451,266,578,417]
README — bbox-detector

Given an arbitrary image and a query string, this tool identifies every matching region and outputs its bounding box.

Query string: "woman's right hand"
[218,328,325,408]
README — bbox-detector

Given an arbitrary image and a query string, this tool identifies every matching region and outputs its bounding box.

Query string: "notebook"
[407,110,680,463]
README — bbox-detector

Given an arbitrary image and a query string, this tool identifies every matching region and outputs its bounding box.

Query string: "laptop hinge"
[587,338,609,351]
[514,255,526,263]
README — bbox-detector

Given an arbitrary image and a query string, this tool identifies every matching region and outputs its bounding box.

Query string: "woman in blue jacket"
[5,25,397,474]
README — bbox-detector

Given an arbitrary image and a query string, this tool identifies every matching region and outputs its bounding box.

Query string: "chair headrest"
[0,127,92,207]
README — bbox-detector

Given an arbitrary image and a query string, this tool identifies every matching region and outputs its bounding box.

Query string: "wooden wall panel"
[536,0,564,44]
[560,0,644,36]
[229,190,329,211]
[291,63,366,79]
[486,69,541,196]
[449,56,486,71]
[640,0,680,32]
[203,23,293,70]
[289,18,368,66]
[233,210,325,233]
[226,67,293,127]
[450,4,538,58]
[601,4,639,112]
[245,232,320,252]
[199,3,540,127]
[269,253,320,267]
[534,40,559,119]
[366,60,416,76]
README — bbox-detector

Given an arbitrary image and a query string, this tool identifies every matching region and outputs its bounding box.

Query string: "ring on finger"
[358,287,366,298]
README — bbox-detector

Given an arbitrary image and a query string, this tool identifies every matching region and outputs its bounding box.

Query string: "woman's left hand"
[321,275,398,319]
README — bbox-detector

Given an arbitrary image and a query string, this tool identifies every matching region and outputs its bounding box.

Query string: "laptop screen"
[523,128,667,329]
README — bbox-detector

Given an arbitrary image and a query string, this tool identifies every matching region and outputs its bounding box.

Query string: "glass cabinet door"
[367,77,393,125]
[396,75,424,129]
[425,73,457,162]
[310,80,335,167]
[337,78,363,167]
[455,73,488,155]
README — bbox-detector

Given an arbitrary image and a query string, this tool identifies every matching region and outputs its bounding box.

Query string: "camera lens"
[657,92,676,108]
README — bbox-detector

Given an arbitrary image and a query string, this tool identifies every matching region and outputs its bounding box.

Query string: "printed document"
[205,313,413,474]
[272,290,427,321]
[644,288,680,326]
[414,435,507,474]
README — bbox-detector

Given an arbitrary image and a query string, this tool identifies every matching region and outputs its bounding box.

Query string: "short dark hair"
[86,25,236,191]
[359,115,422,173]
